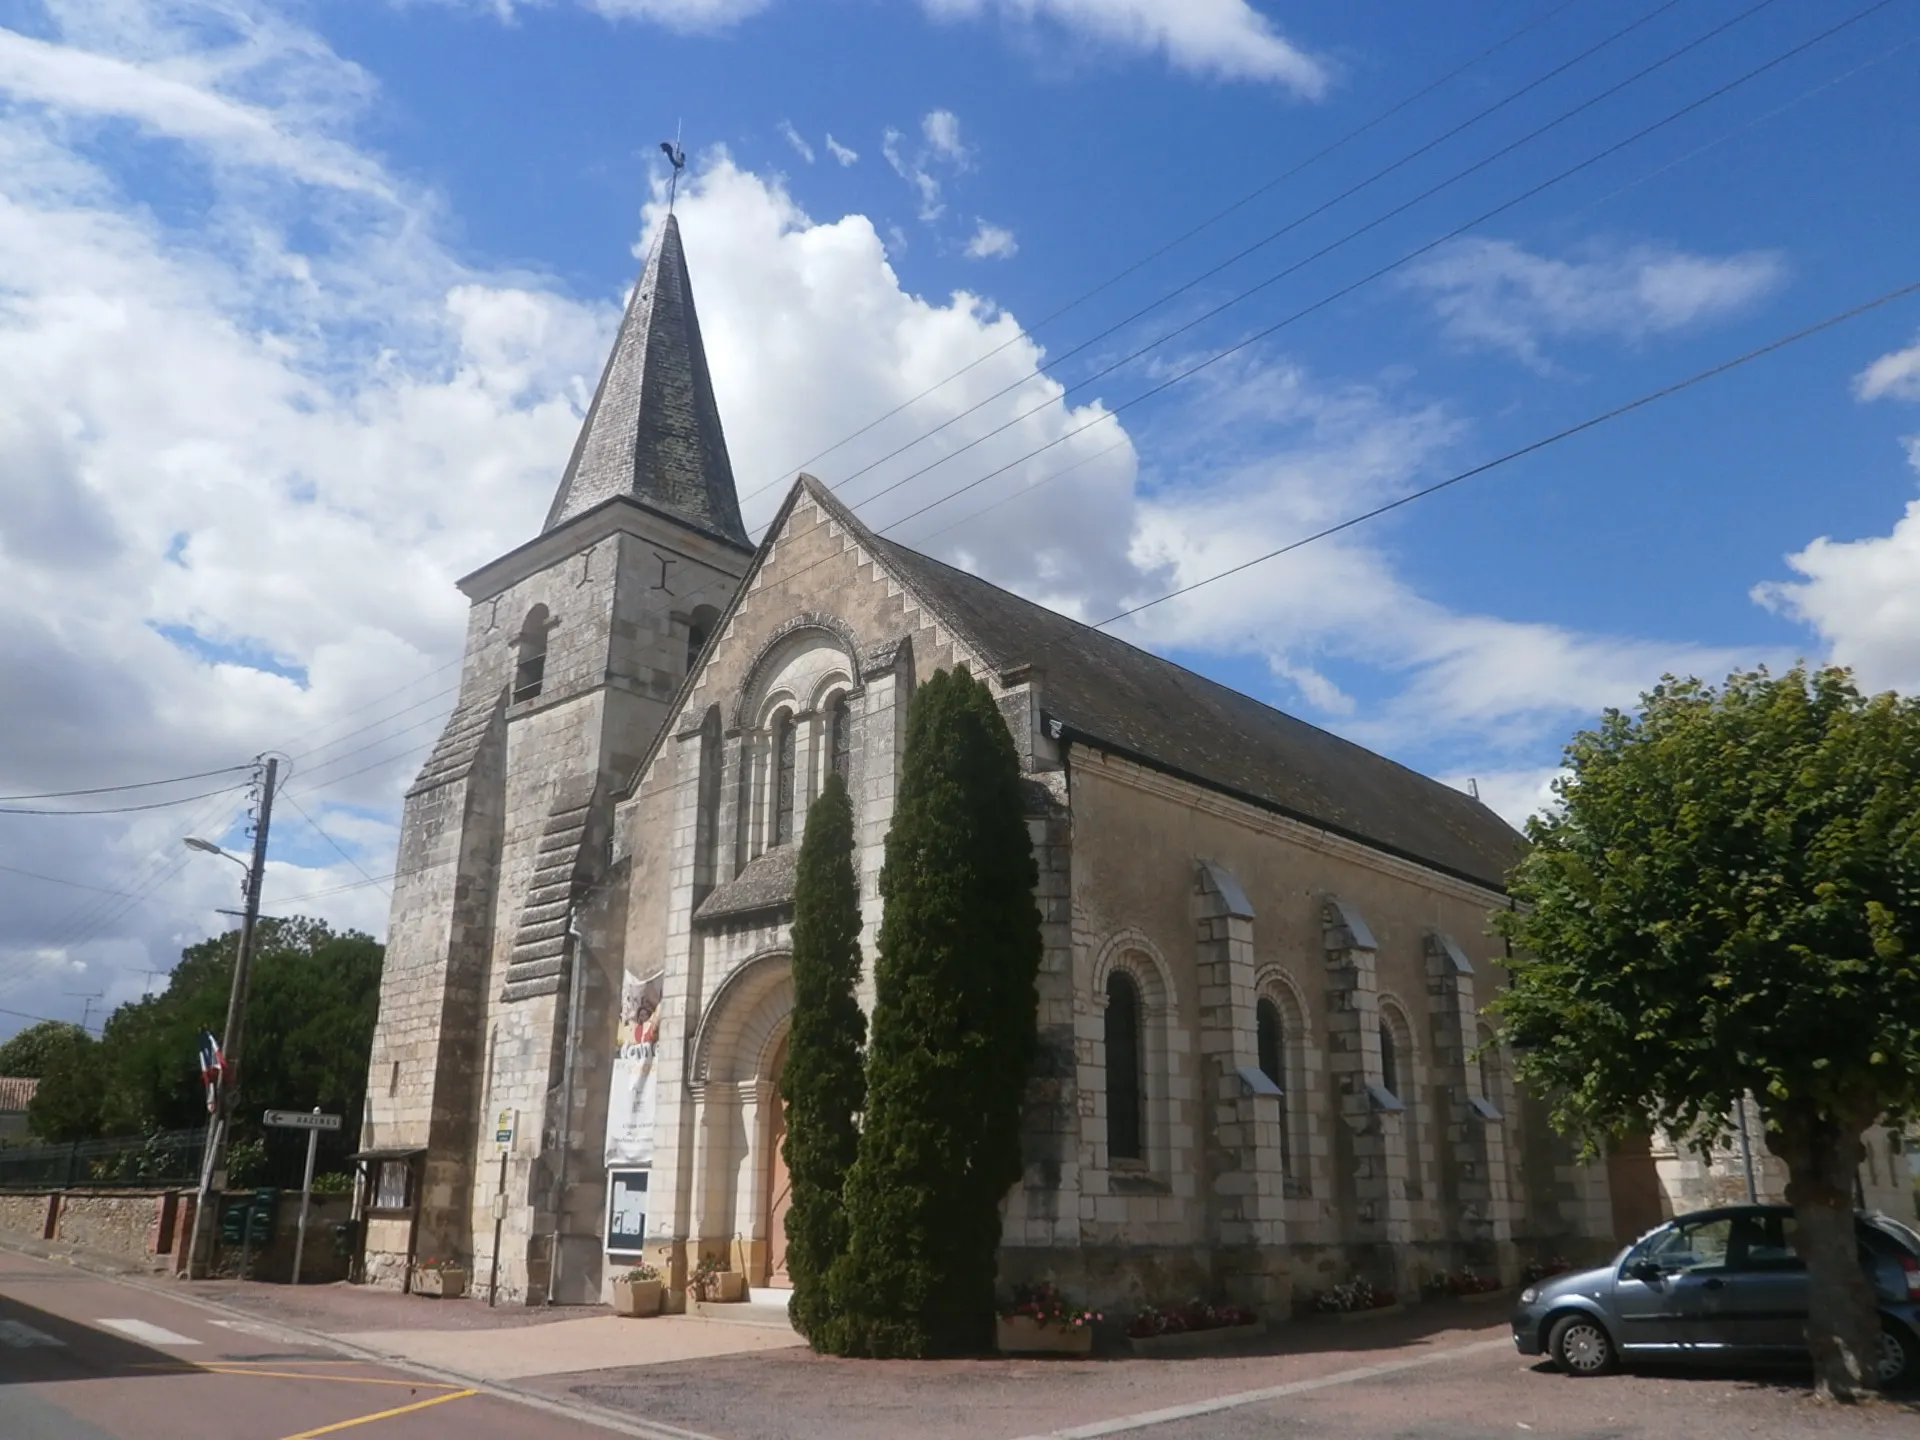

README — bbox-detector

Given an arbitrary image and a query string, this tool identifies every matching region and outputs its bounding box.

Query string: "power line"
[0,764,253,803]
[0,1004,97,1035]
[0,782,252,817]
[0,863,137,898]
[636,0,1902,639]
[816,0,1724,517]
[847,0,1902,537]
[1093,279,1920,629]
[279,792,392,899]
[747,0,1596,503]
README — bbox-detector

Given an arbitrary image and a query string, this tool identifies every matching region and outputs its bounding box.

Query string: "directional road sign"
[263,1110,342,1131]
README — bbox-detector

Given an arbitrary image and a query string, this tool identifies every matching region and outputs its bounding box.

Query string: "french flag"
[198,1033,227,1112]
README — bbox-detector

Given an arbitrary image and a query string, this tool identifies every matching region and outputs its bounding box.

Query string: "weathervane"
[660,121,686,215]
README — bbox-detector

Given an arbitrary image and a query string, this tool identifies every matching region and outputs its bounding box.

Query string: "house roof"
[757,474,1521,891]
[542,215,749,546]
[0,1076,40,1112]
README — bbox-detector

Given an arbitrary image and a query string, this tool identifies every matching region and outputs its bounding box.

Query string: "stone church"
[356,214,1631,1314]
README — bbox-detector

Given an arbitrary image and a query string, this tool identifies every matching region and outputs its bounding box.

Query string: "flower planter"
[1125,1320,1265,1356]
[692,1271,746,1304]
[413,1268,466,1299]
[612,1278,664,1317]
[996,1315,1094,1356]
[1306,1301,1404,1324]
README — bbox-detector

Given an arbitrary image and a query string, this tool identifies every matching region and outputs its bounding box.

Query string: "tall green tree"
[26,1027,105,1142]
[0,1020,87,1079]
[28,918,383,1150]
[829,666,1043,1357]
[1496,666,1920,1402]
[779,771,867,1346]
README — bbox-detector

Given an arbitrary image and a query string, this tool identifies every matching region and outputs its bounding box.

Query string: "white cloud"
[575,0,771,29]
[882,112,973,223]
[1754,467,1920,697]
[921,0,1327,92]
[964,219,1017,260]
[922,108,966,163]
[1404,237,1786,370]
[1855,339,1920,403]
[1436,767,1565,831]
[825,133,858,166]
[777,119,814,164]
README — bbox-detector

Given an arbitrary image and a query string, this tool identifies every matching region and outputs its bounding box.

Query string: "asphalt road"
[0,1250,621,1440]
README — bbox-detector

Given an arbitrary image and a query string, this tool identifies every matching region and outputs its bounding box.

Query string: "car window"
[1647,1216,1736,1273]
[1866,1215,1920,1254]
[1736,1212,1803,1272]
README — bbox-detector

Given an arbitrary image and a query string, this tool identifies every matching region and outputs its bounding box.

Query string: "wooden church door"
[764,1037,792,1286]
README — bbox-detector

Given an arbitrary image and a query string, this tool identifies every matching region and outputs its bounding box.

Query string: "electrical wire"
[1094,279,1920,628]
[0,782,252,817]
[0,765,253,803]
[747,0,1596,502]
[817,0,1731,516]
[279,792,392,899]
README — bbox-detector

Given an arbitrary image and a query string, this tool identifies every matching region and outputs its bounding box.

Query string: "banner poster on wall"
[604,969,664,1167]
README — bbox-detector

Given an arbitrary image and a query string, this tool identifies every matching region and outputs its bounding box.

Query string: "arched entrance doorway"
[764,1035,791,1287]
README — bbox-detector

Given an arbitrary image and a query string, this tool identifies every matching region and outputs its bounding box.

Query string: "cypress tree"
[778,771,867,1346]
[828,666,1043,1357]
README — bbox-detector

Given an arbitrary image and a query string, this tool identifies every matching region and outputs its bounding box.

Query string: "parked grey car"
[1511,1204,1920,1387]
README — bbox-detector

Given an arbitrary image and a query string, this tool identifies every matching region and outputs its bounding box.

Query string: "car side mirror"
[1627,1258,1663,1283]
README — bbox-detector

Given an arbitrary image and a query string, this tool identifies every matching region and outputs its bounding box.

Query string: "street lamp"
[180,757,279,1278]
[183,836,243,862]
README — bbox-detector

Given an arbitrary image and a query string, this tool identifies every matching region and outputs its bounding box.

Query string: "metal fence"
[0,1128,207,1190]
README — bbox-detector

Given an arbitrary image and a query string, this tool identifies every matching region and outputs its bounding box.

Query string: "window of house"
[772,710,797,847]
[687,605,718,673]
[826,693,851,783]
[1105,970,1144,1163]
[372,1160,411,1212]
[1256,996,1293,1178]
[1379,1018,1400,1100]
[513,605,549,703]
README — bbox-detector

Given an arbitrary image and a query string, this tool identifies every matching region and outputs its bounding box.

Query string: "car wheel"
[1548,1313,1618,1377]
[1877,1325,1918,1390]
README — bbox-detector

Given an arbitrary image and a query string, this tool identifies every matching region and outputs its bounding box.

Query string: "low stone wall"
[0,1187,354,1284]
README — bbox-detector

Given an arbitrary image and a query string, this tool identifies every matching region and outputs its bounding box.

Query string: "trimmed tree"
[1495,666,1920,1402]
[779,770,867,1345]
[827,666,1043,1357]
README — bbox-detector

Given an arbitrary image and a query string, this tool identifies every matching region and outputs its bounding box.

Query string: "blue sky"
[2,0,1918,1036]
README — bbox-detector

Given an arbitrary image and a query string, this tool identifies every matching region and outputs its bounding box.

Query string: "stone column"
[852,639,911,1012]
[1323,899,1411,1292]
[1423,932,1513,1279]
[1195,862,1289,1313]
[647,724,723,1302]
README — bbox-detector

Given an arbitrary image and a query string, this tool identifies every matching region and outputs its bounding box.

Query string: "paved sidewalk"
[342,1311,802,1380]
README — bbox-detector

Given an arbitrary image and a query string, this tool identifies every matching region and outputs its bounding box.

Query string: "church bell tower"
[359,214,755,1302]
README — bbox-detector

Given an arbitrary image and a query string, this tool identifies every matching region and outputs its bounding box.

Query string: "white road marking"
[97,1318,202,1346]
[0,1319,65,1347]
[209,1317,307,1343]
[1015,1337,1514,1438]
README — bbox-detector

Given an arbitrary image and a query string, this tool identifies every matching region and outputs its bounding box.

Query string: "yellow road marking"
[278,1387,478,1438]
[202,1367,463,1388]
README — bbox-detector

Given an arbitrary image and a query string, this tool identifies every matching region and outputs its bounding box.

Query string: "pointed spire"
[543,215,749,546]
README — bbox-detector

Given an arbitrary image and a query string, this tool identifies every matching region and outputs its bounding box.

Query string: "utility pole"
[187,756,278,1279]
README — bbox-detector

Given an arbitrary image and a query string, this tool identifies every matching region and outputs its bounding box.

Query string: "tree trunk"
[1767,1104,1879,1402]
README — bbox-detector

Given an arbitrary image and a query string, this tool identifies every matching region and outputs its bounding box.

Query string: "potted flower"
[996,1282,1101,1355]
[688,1254,744,1304]
[1123,1299,1263,1355]
[612,1262,663,1317]
[413,1257,467,1299]
[1307,1279,1400,1321]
